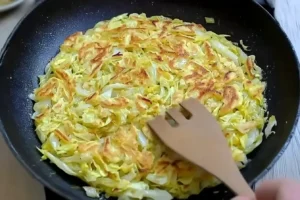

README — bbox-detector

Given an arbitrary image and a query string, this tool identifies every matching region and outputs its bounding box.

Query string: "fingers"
[255,179,284,200]
[256,179,300,200]
[232,179,300,200]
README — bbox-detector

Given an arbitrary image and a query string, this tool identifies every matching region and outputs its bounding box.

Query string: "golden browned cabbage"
[30,13,276,200]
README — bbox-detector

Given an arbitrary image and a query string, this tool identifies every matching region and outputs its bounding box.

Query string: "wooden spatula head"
[148,98,255,199]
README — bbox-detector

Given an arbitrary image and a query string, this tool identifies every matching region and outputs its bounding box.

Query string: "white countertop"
[0,0,299,199]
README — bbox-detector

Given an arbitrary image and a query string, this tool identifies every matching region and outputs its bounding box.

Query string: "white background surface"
[0,0,299,199]
[0,0,24,13]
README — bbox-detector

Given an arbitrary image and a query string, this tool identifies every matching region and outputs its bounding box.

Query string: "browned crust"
[219,86,240,115]
[101,97,129,108]
[246,56,255,79]
[54,129,70,142]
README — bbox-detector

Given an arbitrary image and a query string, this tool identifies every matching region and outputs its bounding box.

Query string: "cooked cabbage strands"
[30,13,276,199]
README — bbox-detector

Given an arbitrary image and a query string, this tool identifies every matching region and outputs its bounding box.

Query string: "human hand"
[232,179,300,200]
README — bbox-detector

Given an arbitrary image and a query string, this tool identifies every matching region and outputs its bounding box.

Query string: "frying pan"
[0,0,299,199]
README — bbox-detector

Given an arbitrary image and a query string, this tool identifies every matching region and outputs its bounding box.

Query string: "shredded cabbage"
[205,17,215,24]
[137,130,148,148]
[146,174,168,185]
[119,182,172,200]
[265,115,277,138]
[83,186,100,198]
[32,13,274,200]
[210,40,239,64]
[40,150,77,176]
[240,40,251,51]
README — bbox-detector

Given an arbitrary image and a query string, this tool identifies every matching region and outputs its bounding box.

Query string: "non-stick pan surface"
[0,0,299,199]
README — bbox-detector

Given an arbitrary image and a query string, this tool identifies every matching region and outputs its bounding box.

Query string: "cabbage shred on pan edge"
[30,13,277,200]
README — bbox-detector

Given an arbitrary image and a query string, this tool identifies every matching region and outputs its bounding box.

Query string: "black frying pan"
[0,0,299,199]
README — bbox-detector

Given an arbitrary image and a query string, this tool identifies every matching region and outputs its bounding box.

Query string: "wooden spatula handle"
[148,98,256,199]
[214,159,255,199]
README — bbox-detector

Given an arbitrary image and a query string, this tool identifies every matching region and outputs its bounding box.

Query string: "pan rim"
[0,0,299,199]
[0,1,83,199]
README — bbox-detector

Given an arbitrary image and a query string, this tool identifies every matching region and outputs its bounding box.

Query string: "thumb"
[231,197,253,200]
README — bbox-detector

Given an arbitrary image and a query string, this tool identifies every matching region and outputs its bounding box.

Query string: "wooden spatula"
[147,98,255,199]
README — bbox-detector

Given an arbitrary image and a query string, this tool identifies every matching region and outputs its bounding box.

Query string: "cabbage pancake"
[30,13,275,200]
